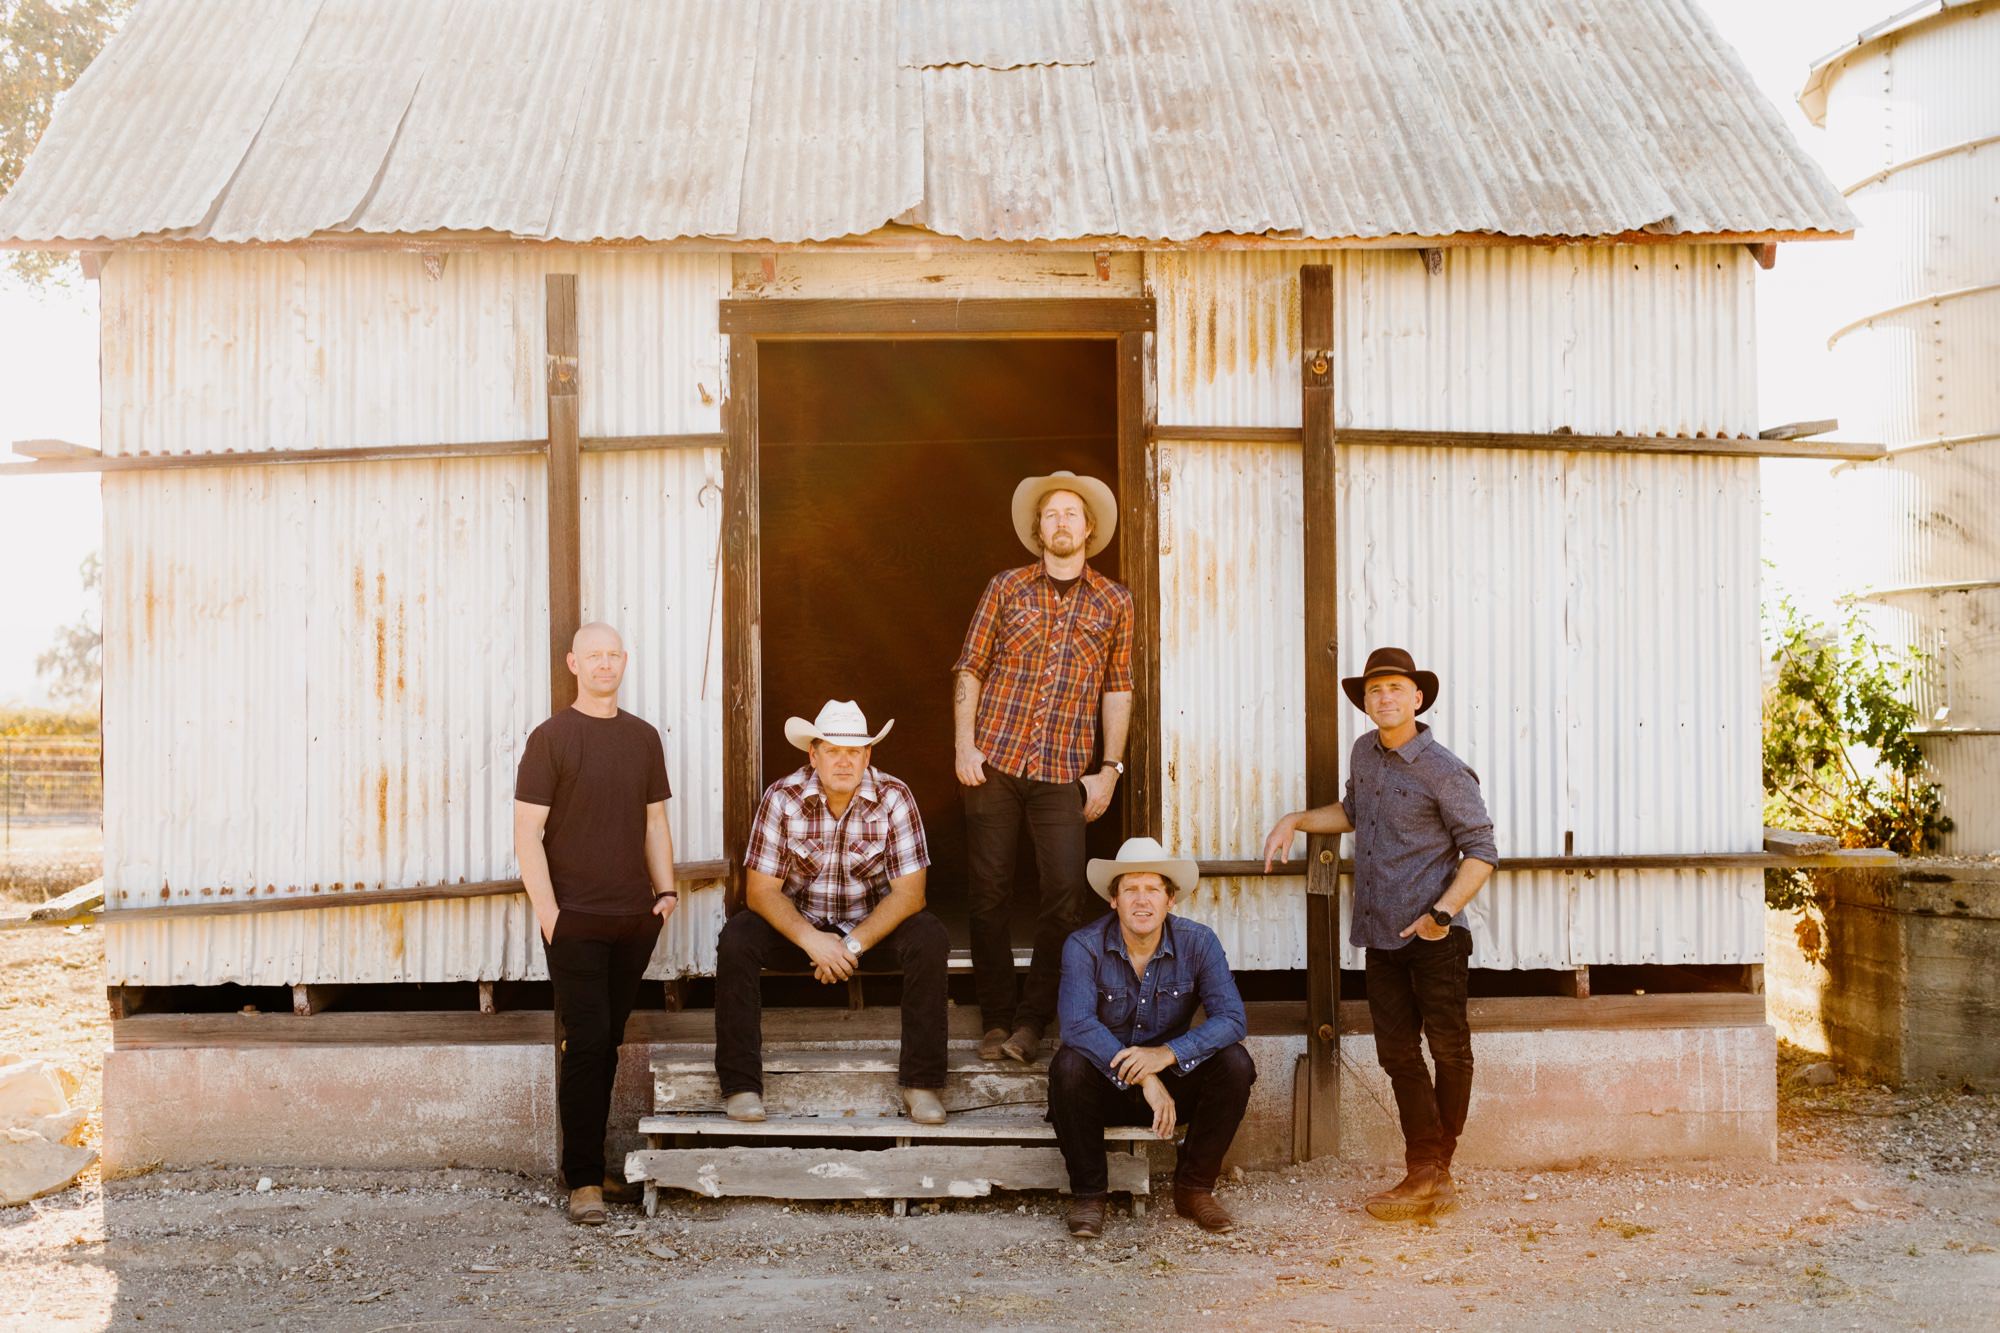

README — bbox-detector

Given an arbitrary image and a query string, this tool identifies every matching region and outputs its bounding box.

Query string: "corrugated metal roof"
[0,0,1855,245]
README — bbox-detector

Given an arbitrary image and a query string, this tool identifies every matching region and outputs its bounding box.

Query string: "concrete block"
[1767,862,2000,1089]
[1337,1025,1776,1167]
[103,1043,561,1174]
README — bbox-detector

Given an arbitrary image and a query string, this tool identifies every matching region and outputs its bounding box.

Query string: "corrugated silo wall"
[1818,6,2000,852]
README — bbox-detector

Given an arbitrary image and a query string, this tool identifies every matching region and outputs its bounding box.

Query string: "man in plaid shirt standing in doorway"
[954,469,1134,1064]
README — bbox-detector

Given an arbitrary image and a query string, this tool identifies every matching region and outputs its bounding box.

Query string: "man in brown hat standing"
[1262,647,1497,1221]
[953,470,1134,1065]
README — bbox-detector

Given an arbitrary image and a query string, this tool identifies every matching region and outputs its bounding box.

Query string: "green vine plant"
[1762,597,1952,917]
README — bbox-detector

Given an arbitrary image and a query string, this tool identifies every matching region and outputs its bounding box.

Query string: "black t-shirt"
[514,708,671,915]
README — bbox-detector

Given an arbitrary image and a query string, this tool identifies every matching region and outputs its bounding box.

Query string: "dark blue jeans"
[962,767,1090,1034]
[712,908,950,1095]
[1046,1042,1257,1195]
[1365,926,1475,1169]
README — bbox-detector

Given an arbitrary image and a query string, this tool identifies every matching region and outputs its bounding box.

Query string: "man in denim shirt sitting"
[1049,836,1256,1239]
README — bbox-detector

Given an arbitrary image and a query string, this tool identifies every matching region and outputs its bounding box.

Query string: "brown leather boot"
[1363,1163,1446,1221]
[567,1185,608,1226]
[1066,1194,1108,1238]
[999,1024,1042,1064]
[978,1027,1011,1061]
[1432,1167,1459,1216]
[1173,1184,1236,1233]
[601,1175,644,1206]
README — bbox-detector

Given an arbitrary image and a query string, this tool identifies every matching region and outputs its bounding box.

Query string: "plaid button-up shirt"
[742,765,930,927]
[952,563,1134,784]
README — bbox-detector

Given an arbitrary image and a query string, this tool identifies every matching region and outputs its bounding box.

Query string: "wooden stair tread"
[637,1111,1163,1142]
[651,1049,1051,1075]
[625,1144,1149,1199]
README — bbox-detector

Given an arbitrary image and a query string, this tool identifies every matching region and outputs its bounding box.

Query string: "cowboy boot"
[1173,1184,1237,1233]
[600,1174,645,1206]
[999,1023,1042,1064]
[1066,1194,1108,1239]
[567,1185,608,1226]
[1363,1163,1445,1221]
[978,1027,1011,1061]
[724,1091,767,1122]
[900,1087,947,1125]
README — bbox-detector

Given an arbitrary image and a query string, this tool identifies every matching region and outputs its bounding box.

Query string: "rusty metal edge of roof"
[0,223,1857,253]
[1800,0,1996,125]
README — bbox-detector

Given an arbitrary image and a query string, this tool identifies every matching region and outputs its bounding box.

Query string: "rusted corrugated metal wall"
[102,243,1765,982]
[101,250,731,984]
[1154,247,1765,969]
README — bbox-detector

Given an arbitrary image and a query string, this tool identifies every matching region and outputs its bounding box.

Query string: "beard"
[1043,530,1083,556]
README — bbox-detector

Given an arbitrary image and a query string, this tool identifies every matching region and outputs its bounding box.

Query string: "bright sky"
[0,0,1895,705]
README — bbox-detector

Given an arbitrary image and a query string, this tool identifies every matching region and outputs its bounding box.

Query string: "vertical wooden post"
[1299,264,1341,1161]
[546,273,582,714]
[1116,328,1162,838]
[722,332,762,914]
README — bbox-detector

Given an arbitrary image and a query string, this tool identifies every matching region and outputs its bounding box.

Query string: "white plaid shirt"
[742,765,930,927]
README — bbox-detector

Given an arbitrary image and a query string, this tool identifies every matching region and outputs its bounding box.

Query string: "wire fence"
[1,735,103,832]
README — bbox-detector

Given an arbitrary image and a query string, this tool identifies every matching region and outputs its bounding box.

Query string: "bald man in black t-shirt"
[515,622,678,1226]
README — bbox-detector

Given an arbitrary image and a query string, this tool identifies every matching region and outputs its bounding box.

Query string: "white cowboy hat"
[1010,469,1118,559]
[1086,835,1201,903]
[782,699,895,752]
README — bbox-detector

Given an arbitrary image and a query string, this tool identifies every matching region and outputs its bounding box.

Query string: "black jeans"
[1046,1042,1257,1195]
[1364,926,1474,1170]
[962,767,1090,1034]
[543,908,662,1190]
[713,909,950,1094]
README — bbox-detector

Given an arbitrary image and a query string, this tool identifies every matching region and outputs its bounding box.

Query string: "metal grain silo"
[1805,0,2000,851]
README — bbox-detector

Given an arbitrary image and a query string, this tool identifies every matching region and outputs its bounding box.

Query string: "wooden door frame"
[717,298,1160,911]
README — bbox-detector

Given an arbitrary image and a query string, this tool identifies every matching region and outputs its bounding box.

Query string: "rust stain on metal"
[352,563,366,621]
[384,903,406,963]
[394,601,407,697]
[374,614,388,702]
[375,769,390,860]
[143,554,158,644]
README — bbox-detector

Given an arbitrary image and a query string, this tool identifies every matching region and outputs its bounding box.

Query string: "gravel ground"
[1,923,1995,1331]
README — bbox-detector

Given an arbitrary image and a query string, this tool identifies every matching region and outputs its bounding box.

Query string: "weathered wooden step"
[626,1144,1148,1202]
[652,1047,1050,1118]
[636,1111,1163,1142]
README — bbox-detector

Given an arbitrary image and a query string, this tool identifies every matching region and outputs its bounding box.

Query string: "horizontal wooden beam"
[1337,991,1766,1035]
[718,297,1155,336]
[0,438,546,476]
[580,432,726,454]
[1758,418,1838,441]
[95,861,730,923]
[1150,424,1886,462]
[1199,849,1899,880]
[108,992,1765,1049]
[0,432,726,477]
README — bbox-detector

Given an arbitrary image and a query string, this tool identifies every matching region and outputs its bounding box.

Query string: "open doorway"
[756,338,1125,947]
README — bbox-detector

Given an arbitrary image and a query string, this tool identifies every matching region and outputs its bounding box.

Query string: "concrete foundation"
[1767,862,2000,1090]
[1338,1025,1776,1166]
[102,1021,1775,1175]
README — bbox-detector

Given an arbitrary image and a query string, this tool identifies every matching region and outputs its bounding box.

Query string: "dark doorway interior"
[757,339,1124,947]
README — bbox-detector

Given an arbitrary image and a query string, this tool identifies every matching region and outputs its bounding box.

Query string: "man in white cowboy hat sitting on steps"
[1048,836,1256,1239]
[713,700,951,1126]
[954,469,1135,1067]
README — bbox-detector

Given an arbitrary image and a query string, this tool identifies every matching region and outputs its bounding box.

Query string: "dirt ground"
[1,923,1996,1331]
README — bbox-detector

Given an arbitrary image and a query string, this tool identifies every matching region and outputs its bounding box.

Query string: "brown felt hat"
[1340,646,1439,715]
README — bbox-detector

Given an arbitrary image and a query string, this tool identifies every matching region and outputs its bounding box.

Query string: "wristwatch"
[843,935,865,957]
[1427,907,1453,928]
[1102,759,1125,776]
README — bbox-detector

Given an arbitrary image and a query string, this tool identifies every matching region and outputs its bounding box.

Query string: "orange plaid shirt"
[952,563,1133,784]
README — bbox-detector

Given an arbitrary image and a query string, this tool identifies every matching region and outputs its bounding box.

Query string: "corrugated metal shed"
[0,0,1854,246]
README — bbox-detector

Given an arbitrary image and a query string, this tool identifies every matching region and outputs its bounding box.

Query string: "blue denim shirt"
[1057,913,1247,1090]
